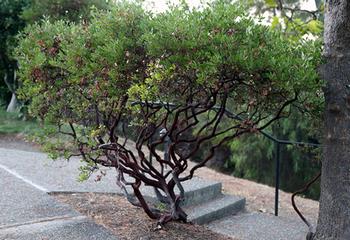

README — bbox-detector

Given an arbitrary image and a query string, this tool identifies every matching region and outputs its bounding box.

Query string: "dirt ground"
[0,133,319,239]
[54,192,235,240]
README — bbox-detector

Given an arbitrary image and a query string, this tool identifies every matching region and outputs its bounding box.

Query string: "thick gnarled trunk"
[314,1,350,239]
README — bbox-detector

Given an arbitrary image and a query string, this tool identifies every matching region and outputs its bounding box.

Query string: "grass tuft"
[0,108,40,135]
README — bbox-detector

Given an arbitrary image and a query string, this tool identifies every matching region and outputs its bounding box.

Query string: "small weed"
[155,202,168,212]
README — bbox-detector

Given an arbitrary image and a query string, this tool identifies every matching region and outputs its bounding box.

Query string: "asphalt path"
[0,148,118,240]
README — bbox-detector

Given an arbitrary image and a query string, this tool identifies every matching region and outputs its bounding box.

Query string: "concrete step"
[141,177,222,207]
[186,194,246,225]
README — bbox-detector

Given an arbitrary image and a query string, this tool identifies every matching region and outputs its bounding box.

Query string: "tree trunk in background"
[3,68,18,112]
[6,92,18,112]
[314,1,350,239]
[315,0,323,10]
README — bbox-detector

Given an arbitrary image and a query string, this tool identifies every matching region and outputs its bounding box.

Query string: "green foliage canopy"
[131,1,323,121]
[0,0,110,108]
[15,0,322,180]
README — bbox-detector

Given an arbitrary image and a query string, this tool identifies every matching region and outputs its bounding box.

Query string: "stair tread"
[187,194,244,216]
[186,194,245,223]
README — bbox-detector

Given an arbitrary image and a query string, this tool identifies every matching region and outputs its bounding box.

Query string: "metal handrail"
[131,101,321,216]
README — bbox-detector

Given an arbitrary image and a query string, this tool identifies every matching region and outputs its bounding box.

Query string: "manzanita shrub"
[15,0,322,225]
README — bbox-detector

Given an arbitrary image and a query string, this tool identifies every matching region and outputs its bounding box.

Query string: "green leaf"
[271,16,279,29]
[265,0,278,7]
[307,20,323,34]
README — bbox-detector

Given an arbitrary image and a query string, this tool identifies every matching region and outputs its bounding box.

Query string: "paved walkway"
[209,212,309,240]
[0,148,120,193]
[0,147,310,240]
[0,148,118,240]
